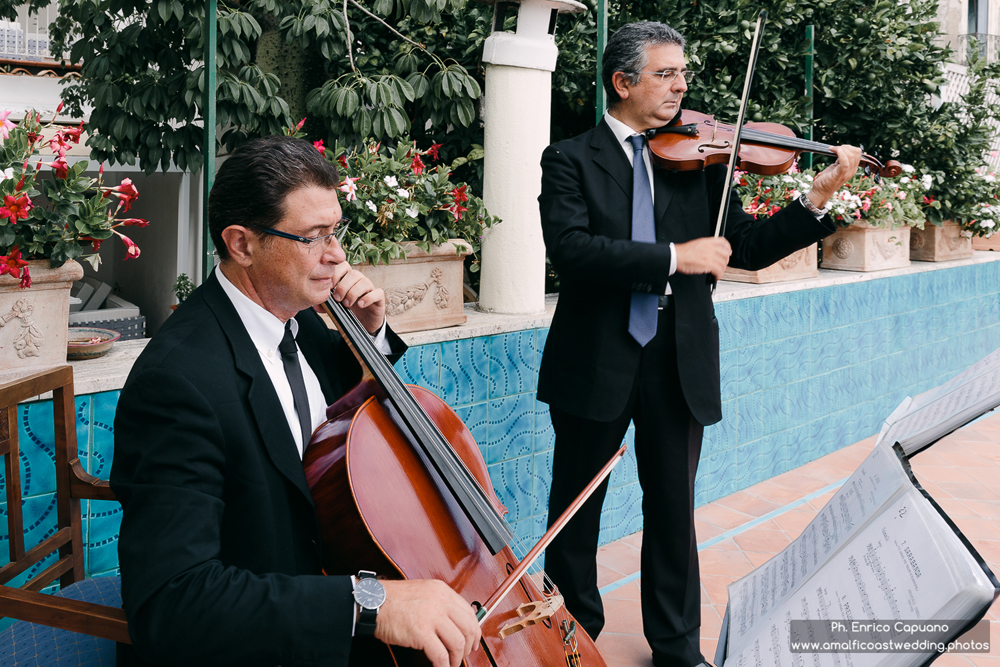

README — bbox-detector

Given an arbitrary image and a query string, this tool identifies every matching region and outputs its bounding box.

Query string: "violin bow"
[710,10,769,292]
[475,445,627,626]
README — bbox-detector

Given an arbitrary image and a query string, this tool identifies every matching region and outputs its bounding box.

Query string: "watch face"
[354,578,386,609]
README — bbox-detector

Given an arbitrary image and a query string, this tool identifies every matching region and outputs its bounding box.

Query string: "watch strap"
[354,570,381,637]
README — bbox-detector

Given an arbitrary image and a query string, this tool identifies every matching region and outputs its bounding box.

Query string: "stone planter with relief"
[0,260,84,383]
[723,243,818,284]
[909,220,973,261]
[821,221,910,272]
[353,240,472,333]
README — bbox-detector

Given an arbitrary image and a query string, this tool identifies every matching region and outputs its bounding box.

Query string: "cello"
[303,296,611,666]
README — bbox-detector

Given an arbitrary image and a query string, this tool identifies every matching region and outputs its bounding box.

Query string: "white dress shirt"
[604,112,678,292]
[216,267,390,458]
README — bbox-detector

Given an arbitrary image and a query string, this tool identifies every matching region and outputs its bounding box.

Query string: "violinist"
[537,21,863,667]
[111,136,481,667]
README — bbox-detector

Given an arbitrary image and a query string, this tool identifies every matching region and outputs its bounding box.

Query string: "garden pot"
[820,221,910,272]
[909,220,973,261]
[0,259,84,383]
[352,240,472,333]
[972,235,1000,251]
[723,243,818,284]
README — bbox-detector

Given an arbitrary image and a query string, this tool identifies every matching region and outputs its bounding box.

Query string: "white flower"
[1,167,12,181]
[790,190,801,199]
[338,176,358,202]
[901,164,915,173]
[406,207,418,218]
[897,191,907,199]
[397,188,409,199]
[385,211,394,220]
[922,175,933,189]
[983,221,995,229]
[366,200,377,213]
[900,176,911,183]
[782,175,795,183]
[384,175,398,187]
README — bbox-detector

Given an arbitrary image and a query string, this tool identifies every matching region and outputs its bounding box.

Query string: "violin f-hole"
[699,141,732,153]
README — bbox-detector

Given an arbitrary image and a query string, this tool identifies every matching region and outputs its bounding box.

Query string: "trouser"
[544,303,706,666]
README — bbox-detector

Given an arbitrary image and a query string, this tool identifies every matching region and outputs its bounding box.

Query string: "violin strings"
[738,128,837,157]
[330,299,515,545]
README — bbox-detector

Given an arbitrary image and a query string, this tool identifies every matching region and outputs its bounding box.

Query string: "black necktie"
[278,321,312,448]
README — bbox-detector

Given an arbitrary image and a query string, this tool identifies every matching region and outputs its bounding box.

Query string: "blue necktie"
[628,135,658,347]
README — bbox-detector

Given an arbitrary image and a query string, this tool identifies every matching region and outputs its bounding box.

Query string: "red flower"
[337,154,348,170]
[116,231,141,260]
[451,184,468,204]
[80,236,103,252]
[411,154,425,175]
[114,178,139,212]
[313,139,325,155]
[0,194,32,222]
[118,217,150,227]
[56,100,64,113]
[0,246,30,286]
[425,143,443,161]
[50,156,69,179]
[61,122,84,145]
[922,195,935,205]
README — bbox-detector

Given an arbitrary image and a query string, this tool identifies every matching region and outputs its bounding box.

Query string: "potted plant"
[956,168,1000,252]
[324,138,500,333]
[820,165,927,271]
[725,167,821,284]
[171,273,195,310]
[0,107,149,379]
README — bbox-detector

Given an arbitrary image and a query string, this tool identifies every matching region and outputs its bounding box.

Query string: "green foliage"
[332,139,499,268]
[172,272,196,302]
[0,0,485,175]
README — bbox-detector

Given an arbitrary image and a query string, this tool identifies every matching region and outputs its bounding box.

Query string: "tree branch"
[348,0,425,51]
[343,0,357,73]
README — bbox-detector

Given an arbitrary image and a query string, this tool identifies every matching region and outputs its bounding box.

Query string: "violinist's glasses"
[633,69,696,84]
[251,217,351,255]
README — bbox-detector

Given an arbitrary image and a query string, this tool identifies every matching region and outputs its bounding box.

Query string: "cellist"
[536,20,863,667]
[111,135,481,667]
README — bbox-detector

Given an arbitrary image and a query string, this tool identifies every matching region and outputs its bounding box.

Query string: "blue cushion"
[0,576,122,667]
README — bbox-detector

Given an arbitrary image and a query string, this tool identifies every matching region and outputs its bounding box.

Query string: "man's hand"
[807,145,864,209]
[674,237,733,281]
[375,579,481,667]
[331,265,386,334]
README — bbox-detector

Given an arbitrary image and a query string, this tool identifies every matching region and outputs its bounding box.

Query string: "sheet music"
[724,488,991,667]
[726,443,909,647]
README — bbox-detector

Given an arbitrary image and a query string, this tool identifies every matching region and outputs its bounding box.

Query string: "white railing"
[0,3,60,63]
[940,62,1000,171]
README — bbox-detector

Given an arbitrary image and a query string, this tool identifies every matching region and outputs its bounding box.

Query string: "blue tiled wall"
[4,261,1000,594]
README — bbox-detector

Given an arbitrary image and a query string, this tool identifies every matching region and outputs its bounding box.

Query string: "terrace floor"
[592,413,1000,666]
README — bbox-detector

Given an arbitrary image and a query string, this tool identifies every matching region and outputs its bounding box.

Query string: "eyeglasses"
[252,217,351,255]
[633,69,695,84]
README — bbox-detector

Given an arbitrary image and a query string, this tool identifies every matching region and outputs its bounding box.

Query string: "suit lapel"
[590,119,632,200]
[202,272,316,508]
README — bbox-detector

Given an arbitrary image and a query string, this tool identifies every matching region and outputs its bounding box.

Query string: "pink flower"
[0,194,32,222]
[49,133,71,155]
[118,217,150,227]
[411,154,425,176]
[114,178,139,211]
[0,246,30,287]
[115,231,141,259]
[0,111,15,140]
[314,139,325,155]
[50,156,69,179]
[338,176,358,202]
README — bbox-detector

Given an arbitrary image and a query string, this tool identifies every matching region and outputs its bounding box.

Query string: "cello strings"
[329,299,515,544]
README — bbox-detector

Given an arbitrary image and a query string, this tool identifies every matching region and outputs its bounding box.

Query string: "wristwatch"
[353,570,386,636]
[798,192,831,217]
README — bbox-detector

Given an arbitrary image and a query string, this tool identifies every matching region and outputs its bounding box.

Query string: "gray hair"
[602,22,686,107]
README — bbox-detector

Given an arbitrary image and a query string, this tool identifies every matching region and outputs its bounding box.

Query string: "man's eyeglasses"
[632,69,695,84]
[252,218,351,255]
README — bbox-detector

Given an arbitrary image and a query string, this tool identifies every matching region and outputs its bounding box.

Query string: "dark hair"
[208,135,341,260]
[602,22,686,108]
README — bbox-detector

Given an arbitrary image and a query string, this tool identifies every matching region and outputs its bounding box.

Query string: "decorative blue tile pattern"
[4,262,1000,588]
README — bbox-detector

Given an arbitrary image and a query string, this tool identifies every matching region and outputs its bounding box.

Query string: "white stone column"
[479,0,585,315]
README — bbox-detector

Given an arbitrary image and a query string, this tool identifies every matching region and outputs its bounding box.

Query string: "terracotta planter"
[972,234,1000,251]
[821,221,910,272]
[0,259,84,383]
[353,240,472,333]
[909,220,973,261]
[723,243,818,284]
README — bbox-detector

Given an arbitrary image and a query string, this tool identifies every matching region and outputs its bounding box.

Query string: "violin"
[646,109,903,178]
[303,297,610,667]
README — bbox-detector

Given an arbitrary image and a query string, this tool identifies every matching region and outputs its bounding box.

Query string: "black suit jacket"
[111,271,406,667]
[537,119,836,425]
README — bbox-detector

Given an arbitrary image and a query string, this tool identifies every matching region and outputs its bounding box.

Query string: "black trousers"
[545,303,705,667]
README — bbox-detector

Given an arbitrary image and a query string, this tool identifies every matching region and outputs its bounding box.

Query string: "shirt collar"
[215,265,299,354]
[604,111,645,149]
